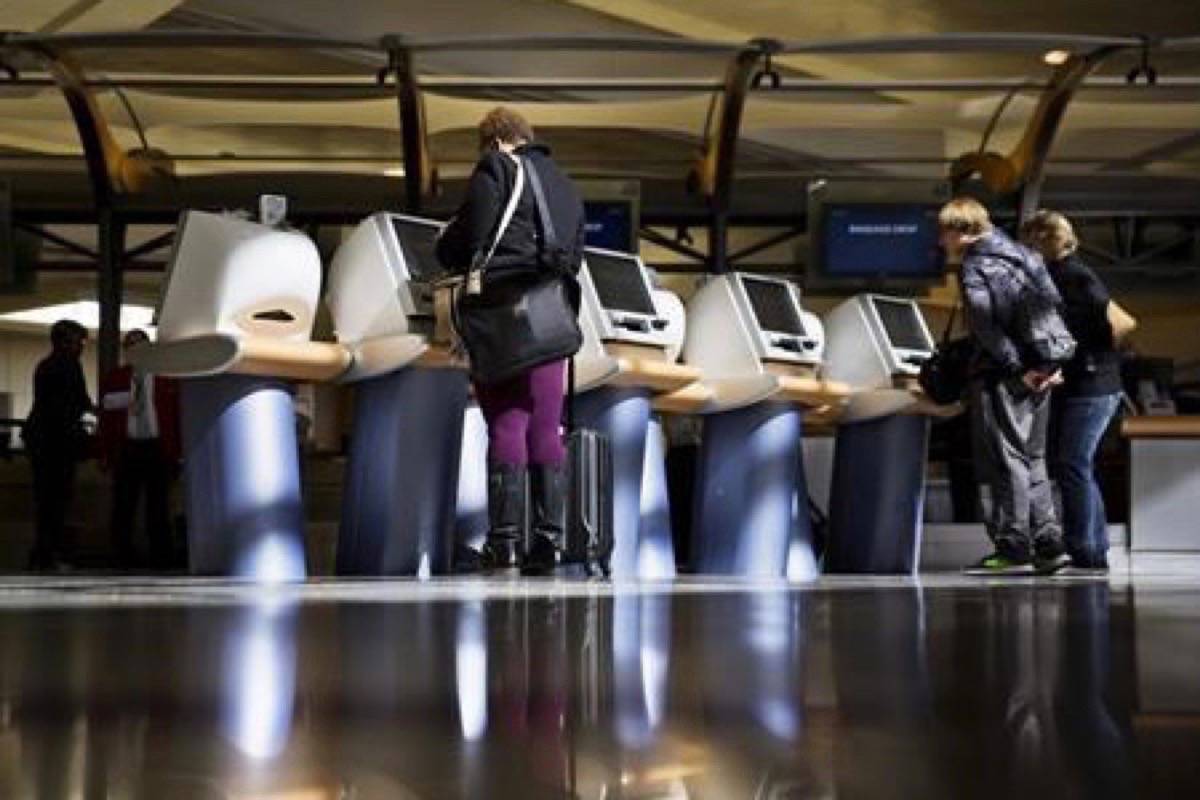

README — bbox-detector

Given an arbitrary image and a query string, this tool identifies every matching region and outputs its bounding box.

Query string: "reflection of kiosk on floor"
[822,293,938,574]
[132,210,350,580]
[326,212,469,576]
[667,272,848,578]
[572,246,697,578]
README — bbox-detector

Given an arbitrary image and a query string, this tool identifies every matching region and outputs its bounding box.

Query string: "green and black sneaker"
[963,552,1035,576]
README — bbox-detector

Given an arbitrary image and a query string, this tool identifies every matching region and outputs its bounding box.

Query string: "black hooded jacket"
[435,142,585,280]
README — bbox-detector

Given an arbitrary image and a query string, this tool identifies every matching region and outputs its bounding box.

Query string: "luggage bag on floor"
[563,359,613,577]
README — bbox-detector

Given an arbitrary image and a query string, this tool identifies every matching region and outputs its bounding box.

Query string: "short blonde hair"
[478,106,534,149]
[938,196,993,237]
[1020,210,1078,261]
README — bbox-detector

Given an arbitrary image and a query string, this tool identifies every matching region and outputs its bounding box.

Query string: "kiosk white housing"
[574,246,691,391]
[325,212,445,381]
[135,210,348,380]
[822,293,935,390]
[679,273,831,412]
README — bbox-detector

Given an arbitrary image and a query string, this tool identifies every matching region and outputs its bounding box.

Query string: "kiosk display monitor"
[742,276,807,336]
[586,249,657,316]
[870,296,933,352]
[820,203,942,281]
[389,216,444,280]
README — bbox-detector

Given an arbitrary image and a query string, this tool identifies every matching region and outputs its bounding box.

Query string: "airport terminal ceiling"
[0,1,1198,241]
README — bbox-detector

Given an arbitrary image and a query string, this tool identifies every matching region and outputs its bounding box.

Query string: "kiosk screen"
[587,251,657,315]
[390,218,444,280]
[743,277,806,336]
[871,297,929,351]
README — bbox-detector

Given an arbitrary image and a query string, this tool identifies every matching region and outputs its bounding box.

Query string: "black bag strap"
[941,302,960,346]
[524,156,560,260]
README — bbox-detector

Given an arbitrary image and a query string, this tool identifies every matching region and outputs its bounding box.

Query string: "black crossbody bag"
[918,302,974,405]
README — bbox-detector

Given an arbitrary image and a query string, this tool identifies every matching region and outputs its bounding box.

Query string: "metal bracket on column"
[689,40,774,273]
[4,40,175,201]
[949,45,1123,221]
[381,36,437,213]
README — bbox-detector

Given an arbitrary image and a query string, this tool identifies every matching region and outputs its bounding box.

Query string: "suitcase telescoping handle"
[566,355,576,434]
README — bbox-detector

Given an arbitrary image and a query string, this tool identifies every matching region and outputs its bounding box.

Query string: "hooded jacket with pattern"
[961,228,1065,379]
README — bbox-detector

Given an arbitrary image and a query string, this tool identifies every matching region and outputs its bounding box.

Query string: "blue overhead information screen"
[584,201,635,253]
[822,204,942,279]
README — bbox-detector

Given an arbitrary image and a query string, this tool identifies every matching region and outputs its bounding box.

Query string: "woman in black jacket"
[1021,211,1125,572]
[436,107,585,575]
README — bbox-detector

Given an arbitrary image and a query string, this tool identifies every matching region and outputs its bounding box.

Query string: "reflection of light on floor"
[456,601,487,742]
[223,601,297,761]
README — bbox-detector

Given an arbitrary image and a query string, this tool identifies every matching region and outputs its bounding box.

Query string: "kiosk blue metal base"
[637,418,677,579]
[824,412,929,574]
[691,403,815,577]
[180,375,307,581]
[453,404,490,557]
[338,366,469,576]
[573,386,652,579]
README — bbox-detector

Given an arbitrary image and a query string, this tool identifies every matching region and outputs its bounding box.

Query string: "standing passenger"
[1022,211,1127,572]
[23,320,93,570]
[937,198,1071,576]
[436,107,586,575]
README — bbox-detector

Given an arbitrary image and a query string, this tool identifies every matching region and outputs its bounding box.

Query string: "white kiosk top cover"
[156,210,321,344]
[326,212,443,345]
[822,293,935,390]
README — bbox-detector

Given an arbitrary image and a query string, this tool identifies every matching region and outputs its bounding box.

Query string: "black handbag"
[918,303,973,405]
[451,155,583,385]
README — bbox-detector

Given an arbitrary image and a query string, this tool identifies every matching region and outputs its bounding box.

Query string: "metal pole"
[97,207,124,383]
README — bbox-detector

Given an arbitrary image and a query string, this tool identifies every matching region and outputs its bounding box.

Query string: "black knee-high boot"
[524,463,566,575]
[482,463,526,572]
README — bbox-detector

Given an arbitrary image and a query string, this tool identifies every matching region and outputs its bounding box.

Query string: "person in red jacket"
[98,329,182,568]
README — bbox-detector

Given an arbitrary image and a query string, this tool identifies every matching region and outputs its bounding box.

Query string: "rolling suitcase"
[563,358,614,577]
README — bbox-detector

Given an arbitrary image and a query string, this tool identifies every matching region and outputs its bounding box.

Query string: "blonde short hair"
[1020,210,1078,261]
[937,196,993,237]
[478,106,534,149]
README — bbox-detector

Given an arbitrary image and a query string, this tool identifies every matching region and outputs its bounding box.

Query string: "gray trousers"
[970,378,1063,557]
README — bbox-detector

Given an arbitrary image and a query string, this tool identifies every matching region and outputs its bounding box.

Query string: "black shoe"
[480,539,522,574]
[523,464,566,576]
[1034,541,1072,575]
[483,463,527,576]
[1035,551,1072,576]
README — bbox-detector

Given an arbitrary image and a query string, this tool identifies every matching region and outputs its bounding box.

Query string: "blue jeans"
[1055,393,1120,567]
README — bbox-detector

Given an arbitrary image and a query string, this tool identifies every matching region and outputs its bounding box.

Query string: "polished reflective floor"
[1,574,1198,798]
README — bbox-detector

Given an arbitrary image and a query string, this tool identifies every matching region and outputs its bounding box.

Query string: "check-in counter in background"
[820,293,945,574]
[658,272,850,579]
[325,212,470,576]
[131,211,351,580]
[1122,415,1200,553]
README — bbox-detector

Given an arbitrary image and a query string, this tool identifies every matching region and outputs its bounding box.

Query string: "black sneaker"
[964,552,1035,576]
[1034,551,1072,576]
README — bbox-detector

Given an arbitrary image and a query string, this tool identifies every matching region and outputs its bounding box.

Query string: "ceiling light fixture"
[1042,50,1071,66]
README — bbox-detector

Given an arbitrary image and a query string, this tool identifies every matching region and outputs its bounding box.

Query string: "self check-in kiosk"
[821,293,938,573]
[667,273,848,578]
[571,246,697,578]
[326,212,470,576]
[132,210,351,580]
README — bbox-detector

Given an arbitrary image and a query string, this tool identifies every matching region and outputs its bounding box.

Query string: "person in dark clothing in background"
[938,197,1071,576]
[22,319,94,570]
[1022,211,1129,573]
[436,107,586,575]
[99,329,182,569]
